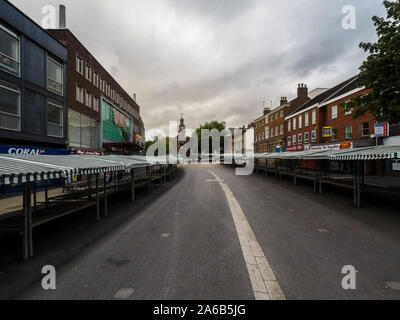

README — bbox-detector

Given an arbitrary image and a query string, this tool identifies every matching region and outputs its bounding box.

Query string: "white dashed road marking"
[209,170,285,300]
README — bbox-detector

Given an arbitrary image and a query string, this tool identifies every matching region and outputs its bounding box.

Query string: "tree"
[195,120,226,153]
[342,0,400,123]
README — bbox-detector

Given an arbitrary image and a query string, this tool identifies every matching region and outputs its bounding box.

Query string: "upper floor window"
[299,115,303,129]
[86,91,92,107]
[85,64,91,82]
[265,126,269,139]
[345,125,352,140]
[360,122,369,137]
[47,100,63,137]
[305,111,309,127]
[287,120,291,132]
[293,117,297,130]
[280,110,284,118]
[0,82,20,131]
[47,57,63,95]
[76,85,84,103]
[331,105,338,119]
[312,109,317,125]
[76,56,83,74]
[280,124,284,135]
[304,132,310,143]
[0,24,20,77]
[292,134,296,145]
[93,97,99,112]
[93,72,99,87]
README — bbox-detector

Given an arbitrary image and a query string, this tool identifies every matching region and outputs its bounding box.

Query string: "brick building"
[285,75,375,152]
[48,29,144,154]
[254,109,269,153]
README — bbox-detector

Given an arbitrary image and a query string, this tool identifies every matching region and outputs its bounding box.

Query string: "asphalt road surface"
[6,164,400,299]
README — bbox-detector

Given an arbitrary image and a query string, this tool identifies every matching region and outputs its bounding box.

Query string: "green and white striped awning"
[329,145,400,161]
[0,154,153,186]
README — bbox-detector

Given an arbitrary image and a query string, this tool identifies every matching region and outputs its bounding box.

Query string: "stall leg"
[353,161,358,207]
[103,172,108,217]
[131,168,136,203]
[33,182,37,212]
[22,183,28,260]
[294,161,297,186]
[96,174,100,221]
[28,182,33,257]
[44,180,49,208]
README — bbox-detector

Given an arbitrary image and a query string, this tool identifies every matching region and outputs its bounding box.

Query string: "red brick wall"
[321,89,374,143]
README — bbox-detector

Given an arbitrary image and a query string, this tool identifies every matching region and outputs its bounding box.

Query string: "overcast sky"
[10,0,386,140]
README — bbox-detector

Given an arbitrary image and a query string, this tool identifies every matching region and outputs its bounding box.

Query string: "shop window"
[292,135,296,145]
[360,122,369,137]
[47,57,63,95]
[0,24,20,77]
[93,97,99,112]
[69,109,81,147]
[47,100,63,137]
[345,125,352,140]
[0,82,20,131]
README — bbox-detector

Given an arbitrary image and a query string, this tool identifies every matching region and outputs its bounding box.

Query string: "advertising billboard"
[102,100,132,143]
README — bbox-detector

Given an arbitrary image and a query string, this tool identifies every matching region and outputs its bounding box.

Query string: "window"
[265,126,269,139]
[299,115,303,129]
[312,109,316,125]
[0,24,20,77]
[47,57,63,95]
[287,120,291,132]
[345,126,352,140]
[292,135,296,145]
[345,108,353,116]
[0,82,20,131]
[293,118,297,130]
[47,100,63,137]
[298,133,303,144]
[280,123,284,135]
[332,128,338,141]
[311,130,317,142]
[85,64,91,82]
[288,136,291,146]
[305,111,309,127]
[331,105,338,119]
[100,79,105,92]
[275,126,278,136]
[93,97,99,112]
[86,91,92,107]
[360,122,369,137]
[76,85,84,103]
[69,110,99,149]
[304,132,309,143]
[280,110,284,118]
[76,56,83,74]
[270,128,274,137]
[93,72,99,87]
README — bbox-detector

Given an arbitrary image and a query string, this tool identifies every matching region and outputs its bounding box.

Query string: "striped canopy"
[329,146,400,161]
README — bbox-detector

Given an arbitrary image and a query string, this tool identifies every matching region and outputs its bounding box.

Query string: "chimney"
[133,93,136,102]
[263,107,271,116]
[59,5,66,29]
[280,97,287,106]
[297,83,308,98]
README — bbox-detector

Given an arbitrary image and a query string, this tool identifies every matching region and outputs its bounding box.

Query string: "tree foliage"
[195,120,226,153]
[342,0,400,123]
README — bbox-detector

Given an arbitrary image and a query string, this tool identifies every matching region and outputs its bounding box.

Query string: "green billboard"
[102,100,132,143]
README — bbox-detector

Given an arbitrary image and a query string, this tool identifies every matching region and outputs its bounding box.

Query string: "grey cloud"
[9,0,387,141]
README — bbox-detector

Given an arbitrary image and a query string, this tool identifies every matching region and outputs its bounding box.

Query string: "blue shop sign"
[0,145,72,155]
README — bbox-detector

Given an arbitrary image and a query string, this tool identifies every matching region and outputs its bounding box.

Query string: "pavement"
[1,164,400,300]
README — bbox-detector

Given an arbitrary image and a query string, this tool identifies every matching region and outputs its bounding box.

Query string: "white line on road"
[209,170,285,300]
